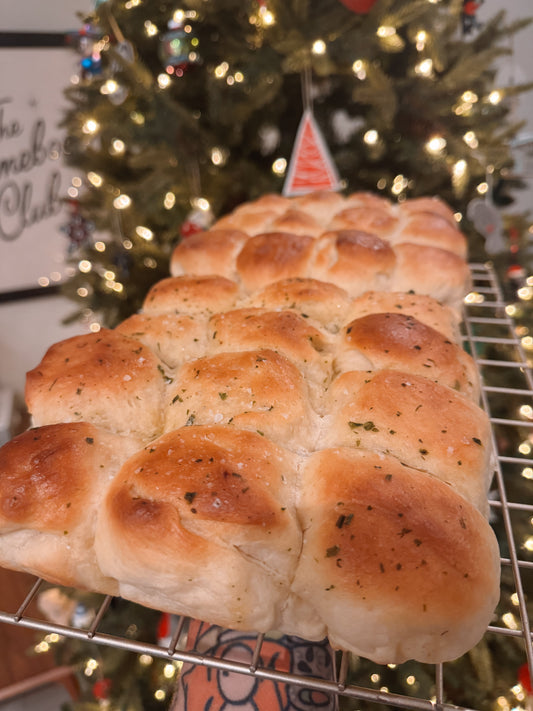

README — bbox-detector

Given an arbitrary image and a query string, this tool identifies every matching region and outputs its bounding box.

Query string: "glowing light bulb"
[136,225,154,241]
[111,138,125,154]
[82,119,99,135]
[352,59,366,80]
[425,135,446,155]
[522,467,533,480]
[364,129,379,145]
[158,73,171,88]
[87,171,103,187]
[453,160,467,178]
[144,20,158,37]
[214,62,229,78]
[415,30,427,50]
[164,192,176,209]
[312,39,326,55]
[488,90,502,105]
[113,194,131,209]
[78,260,92,273]
[462,90,478,104]
[377,25,396,38]
[163,663,176,678]
[415,58,433,77]
[272,157,287,175]
[194,197,211,211]
[259,5,275,25]
[463,131,478,148]
[100,79,118,95]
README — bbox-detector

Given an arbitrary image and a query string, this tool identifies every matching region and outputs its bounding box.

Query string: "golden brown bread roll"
[292,447,500,664]
[164,349,320,452]
[291,189,346,224]
[206,308,333,387]
[0,190,500,666]
[170,229,248,278]
[143,275,240,316]
[322,369,492,513]
[0,422,140,593]
[347,291,461,343]
[115,312,207,369]
[235,232,315,291]
[326,206,400,238]
[95,426,302,632]
[391,243,471,312]
[247,277,352,333]
[25,330,168,441]
[312,230,396,294]
[394,213,467,258]
[398,195,458,226]
[335,312,479,400]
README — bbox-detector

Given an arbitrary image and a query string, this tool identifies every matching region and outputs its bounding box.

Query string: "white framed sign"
[0,40,78,295]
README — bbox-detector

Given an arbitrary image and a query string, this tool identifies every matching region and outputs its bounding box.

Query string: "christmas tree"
[60,0,533,329]
[42,0,533,709]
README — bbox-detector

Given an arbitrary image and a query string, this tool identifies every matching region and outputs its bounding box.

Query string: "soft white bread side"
[0,422,140,593]
[291,447,500,664]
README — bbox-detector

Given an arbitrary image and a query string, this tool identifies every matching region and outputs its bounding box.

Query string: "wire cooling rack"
[0,261,532,710]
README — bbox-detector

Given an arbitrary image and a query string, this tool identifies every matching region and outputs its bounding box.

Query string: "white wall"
[0,0,532,399]
[0,2,91,397]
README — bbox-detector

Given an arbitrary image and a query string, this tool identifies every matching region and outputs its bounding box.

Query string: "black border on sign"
[0,32,73,303]
[0,32,70,48]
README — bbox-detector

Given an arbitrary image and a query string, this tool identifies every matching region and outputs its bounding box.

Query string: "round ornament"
[337,0,378,13]
[180,206,214,238]
[93,678,112,700]
[159,19,198,71]
[518,662,532,694]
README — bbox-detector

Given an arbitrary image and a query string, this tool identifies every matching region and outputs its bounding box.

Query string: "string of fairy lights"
[41,1,533,331]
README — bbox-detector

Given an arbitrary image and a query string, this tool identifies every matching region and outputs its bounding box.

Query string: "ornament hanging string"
[301,63,314,113]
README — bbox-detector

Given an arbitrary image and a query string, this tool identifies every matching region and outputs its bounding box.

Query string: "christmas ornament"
[466,197,505,255]
[159,18,198,72]
[72,601,96,628]
[337,0,378,14]
[283,109,342,196]
[62,201,95,250]
[180,206,214,238]
[37,588,77,626]
[462,0,483,35]
[518,663,532,694]
[93,678,112,700]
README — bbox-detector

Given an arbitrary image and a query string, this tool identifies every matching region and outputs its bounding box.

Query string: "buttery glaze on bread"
[0,191,500,665]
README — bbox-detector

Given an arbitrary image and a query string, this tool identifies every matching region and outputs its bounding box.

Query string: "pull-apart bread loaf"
[0,191,500,665]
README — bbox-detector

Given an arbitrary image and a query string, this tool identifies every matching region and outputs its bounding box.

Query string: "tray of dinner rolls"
[0,191,501,666]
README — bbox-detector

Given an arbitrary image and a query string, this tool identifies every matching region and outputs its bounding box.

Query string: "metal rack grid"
[0,261,532,709]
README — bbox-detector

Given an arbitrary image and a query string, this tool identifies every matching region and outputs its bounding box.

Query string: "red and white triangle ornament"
[283,109,342,197]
